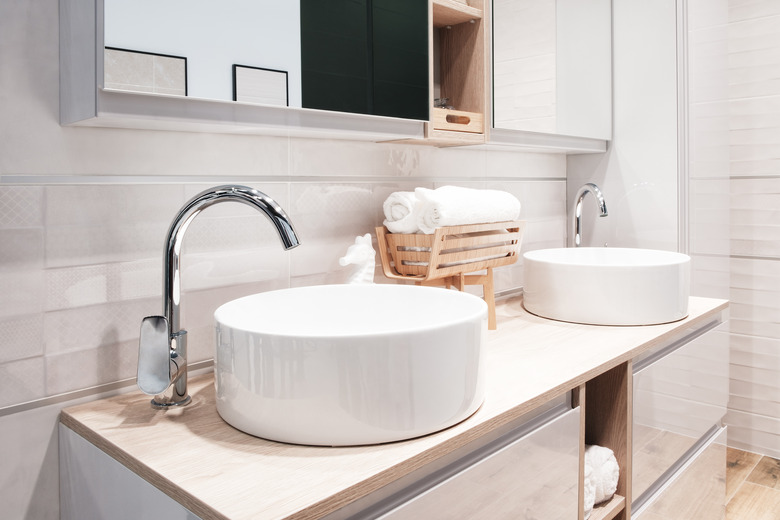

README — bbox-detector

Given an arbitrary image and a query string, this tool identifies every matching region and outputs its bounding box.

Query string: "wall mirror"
[103,0,428,121]
[492,0,612,140]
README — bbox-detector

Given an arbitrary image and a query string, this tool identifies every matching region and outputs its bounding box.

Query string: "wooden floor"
[726,448,780,519]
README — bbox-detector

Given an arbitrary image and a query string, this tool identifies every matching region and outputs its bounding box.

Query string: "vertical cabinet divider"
[584,362,633,520]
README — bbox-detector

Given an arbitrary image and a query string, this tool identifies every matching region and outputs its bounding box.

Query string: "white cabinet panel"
[632,327,728,501]
[378,407,580,520]
[59,425,201,520]
[633,427,726,520]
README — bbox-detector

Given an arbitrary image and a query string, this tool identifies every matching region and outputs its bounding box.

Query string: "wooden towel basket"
[376,220,526,330]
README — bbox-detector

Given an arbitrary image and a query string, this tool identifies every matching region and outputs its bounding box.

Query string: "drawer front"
[378,407,580,520]
[633,427,726,520]
[632,327,729,501]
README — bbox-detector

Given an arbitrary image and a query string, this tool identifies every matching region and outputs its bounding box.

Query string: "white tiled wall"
[726,0,780,458]
[0,1,567,517]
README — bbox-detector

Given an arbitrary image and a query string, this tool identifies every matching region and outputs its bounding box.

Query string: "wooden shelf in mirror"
[423,0,488,146]
[432,108,483,133]
[432,0,483,28]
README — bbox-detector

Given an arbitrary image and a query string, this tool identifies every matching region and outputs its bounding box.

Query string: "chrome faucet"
[137,185,300,407]
[572,183,608,247]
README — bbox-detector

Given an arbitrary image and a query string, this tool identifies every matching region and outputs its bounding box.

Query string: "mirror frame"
[59,0,425,141]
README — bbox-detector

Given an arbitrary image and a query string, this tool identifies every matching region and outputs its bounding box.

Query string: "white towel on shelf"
[382,191,420,234]
[415,186,521,234]
[584,457,596,519]
[584,444,620,511]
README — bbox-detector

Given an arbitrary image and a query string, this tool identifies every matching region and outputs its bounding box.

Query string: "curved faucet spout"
[572,183,608,247]
[164,185,299,332]
[138,185,300,408]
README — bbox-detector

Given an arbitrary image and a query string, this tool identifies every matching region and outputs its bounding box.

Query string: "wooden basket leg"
[484,267,496,330]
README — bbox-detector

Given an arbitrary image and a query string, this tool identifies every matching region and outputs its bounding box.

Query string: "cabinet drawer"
[633,427,726,520]
[632,326,728,501]
[378,406,580,520]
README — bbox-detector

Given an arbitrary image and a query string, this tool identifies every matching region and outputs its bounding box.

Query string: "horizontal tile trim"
[730,254,780,261]
[0,359,214,418]
[1,175,566,186]
[729,175,780,180]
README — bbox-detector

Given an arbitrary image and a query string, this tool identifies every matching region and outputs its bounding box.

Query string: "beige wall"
[725,0,780,458]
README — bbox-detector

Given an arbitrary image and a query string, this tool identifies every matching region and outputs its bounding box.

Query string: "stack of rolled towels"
[383,186,521,234]
[584,445,620,519]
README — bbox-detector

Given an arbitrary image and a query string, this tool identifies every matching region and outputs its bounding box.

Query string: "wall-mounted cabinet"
[60,0,608,152]
[426,0,488,145]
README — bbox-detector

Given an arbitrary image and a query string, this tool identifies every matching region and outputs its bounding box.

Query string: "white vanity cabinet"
[60,424,201,520]
[632,428,726,520]
[371,403,580,520]
[631,321,729,518]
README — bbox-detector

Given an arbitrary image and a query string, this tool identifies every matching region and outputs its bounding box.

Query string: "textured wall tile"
[291,139,427,177]
[0,357,45,408]
[729,0,780,23]
[44,342,137,396]
[690,178,730,256]
[730,257,780,339]
[730,178,780,257]
[290,183,377,284]
[0,314,44,363]
[46,259,160,312]
[43,298,158,355]
[0,228,44,270]
[690,101,730,179]
[690,254,730,299]
[485,150,566,179]
[0,186,43,228]
[0,270,44,318]
[44,185,184,268]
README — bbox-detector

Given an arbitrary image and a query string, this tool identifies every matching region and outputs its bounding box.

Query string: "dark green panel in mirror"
[301,0,428,121]
[372,0,429,120]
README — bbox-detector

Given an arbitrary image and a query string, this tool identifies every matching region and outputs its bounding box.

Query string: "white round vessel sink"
[214,284,487,446]
[523,247,690,326]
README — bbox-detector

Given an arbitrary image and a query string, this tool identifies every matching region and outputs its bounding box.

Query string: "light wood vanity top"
[61,296,728,520]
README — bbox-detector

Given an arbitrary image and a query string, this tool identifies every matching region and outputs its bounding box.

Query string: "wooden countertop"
[61,296,728,520]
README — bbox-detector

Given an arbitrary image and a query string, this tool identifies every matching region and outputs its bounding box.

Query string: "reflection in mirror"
[492,0,611,139]
[104,0,302,106]
[104,48,187,97]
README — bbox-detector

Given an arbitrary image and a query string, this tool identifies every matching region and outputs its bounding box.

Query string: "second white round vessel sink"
[523,247,690,326]
[214,284,487,446]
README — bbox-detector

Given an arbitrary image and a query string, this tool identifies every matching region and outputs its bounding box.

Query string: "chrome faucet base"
[150,395,192,409]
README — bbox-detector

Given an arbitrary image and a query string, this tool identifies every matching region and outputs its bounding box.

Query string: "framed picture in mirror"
[232,65,289,107]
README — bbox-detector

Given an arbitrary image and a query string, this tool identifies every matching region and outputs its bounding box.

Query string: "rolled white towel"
[585,445,620,507]
[415,186,521,234]
[382,191,420,234]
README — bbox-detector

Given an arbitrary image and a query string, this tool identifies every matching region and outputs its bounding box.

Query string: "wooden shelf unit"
[426,0,488,146]
[576,362,633,520]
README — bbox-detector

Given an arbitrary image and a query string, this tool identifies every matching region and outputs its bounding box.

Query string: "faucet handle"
[137,315,171,395]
